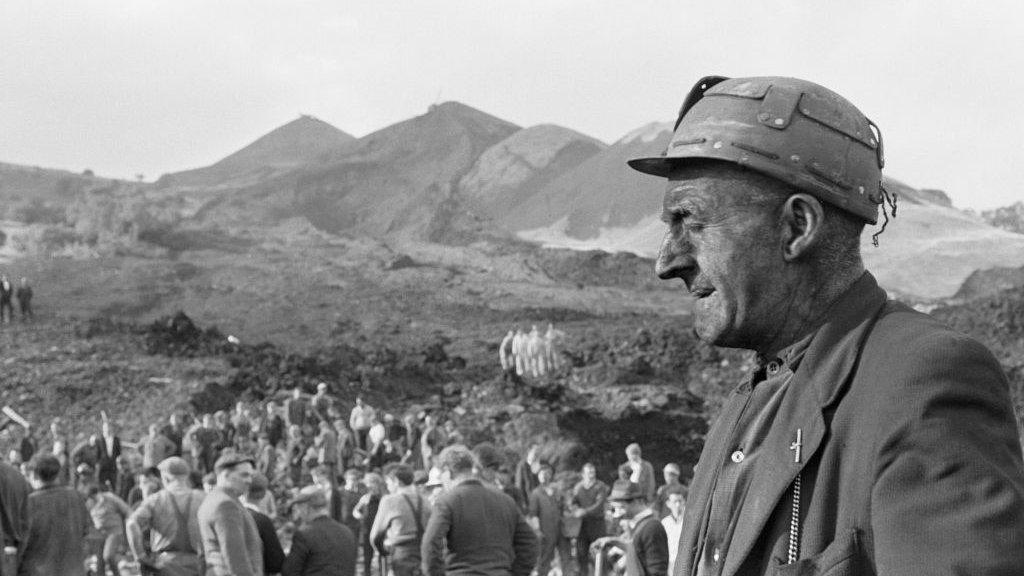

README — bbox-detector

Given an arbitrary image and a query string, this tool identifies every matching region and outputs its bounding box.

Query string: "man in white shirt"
[349,396,376,452]
[660,488,686,576]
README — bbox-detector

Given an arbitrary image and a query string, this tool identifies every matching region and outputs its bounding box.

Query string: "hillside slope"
[157,115,355,189]
[459,124,606,220]
[506,122,670,238]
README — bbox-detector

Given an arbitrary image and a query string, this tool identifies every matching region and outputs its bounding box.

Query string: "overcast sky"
[2,1,1021,210]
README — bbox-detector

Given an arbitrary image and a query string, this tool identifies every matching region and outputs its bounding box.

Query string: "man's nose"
[655,231,695,280]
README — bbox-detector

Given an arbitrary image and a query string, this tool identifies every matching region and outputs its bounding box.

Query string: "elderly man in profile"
[628,74,1024,575]
[421,444,537,576]
[197,452,264,576]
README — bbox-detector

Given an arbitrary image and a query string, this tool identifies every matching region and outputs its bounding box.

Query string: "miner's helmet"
[628,75,885,224]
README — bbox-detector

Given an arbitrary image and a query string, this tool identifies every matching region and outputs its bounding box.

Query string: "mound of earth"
[982,201,1024,235]
[952,265,1024,301]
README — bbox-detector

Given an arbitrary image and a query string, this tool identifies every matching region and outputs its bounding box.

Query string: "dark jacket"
[281,515,356,576]
[249,508,285,574]
[676,273,1024,576]
[19,485,90,576]
[625,510,668,576]
[93,434,122,485]
[0,462,31,551]
[422,478,538,576]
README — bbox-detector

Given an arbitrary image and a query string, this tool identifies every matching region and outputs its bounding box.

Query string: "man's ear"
[780,193,825,261]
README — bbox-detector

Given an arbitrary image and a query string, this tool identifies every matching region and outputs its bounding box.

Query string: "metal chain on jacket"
[787,472,802,564]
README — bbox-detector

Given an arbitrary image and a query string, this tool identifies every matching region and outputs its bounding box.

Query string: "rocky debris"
[982,201,1024,235]
[953,265,1024,301]
[144,311,228,356]
[189,381,238,414]
[384,254,419,270]
[143,311,466,406]
[933,285,1024,362]
[531,248,663,291]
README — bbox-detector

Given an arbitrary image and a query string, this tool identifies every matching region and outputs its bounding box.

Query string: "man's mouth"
[690,287,715,299]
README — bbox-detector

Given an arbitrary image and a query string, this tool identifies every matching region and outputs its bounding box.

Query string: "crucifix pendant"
[789,428,803,463]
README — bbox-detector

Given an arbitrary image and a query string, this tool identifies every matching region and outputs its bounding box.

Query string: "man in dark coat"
[20,454,91,576]
[14,278,32,321]
[422,444,537,576]
[241,474,285,575]
[630,74,1024,575]
[94,420,123,490]
[607,481,668,576]
[527,463,570,576]
[283,486,357,576]
[0,459,31,576]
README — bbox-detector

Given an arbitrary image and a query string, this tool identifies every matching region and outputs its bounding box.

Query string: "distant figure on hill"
[15,277,33,321]
[499,329,515,372]
[0,275,12,324]
[526,325,544,376]
[543,323,565,370]
[512,328,527,375]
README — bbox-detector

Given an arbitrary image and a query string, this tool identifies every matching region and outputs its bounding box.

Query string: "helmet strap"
[870,184,899,247]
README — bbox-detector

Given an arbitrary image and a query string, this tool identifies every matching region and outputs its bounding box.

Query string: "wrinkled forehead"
[663,167,777,214]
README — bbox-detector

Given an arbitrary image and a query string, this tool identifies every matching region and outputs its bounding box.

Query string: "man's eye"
[663,209,691,226]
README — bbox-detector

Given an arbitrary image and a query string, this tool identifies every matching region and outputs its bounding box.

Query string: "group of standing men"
[498,324,565,378]
[0,275,32,324]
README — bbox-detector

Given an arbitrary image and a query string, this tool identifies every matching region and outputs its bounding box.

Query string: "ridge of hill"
[502,122,671,237]
[194,101,521,241]
[459,124,606,220]
[157,115,355,189]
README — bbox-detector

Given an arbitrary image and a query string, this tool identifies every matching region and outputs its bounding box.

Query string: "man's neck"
[217,485,242,499]
[755,267,863,358]
[166,480,190,492]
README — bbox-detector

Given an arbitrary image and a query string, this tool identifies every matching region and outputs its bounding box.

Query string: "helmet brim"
[626,156,678,178]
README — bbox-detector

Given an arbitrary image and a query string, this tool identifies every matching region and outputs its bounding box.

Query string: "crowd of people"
[0,386,688,576]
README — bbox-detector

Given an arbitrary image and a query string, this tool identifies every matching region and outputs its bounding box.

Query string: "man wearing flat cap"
[630,75,1024,575]
[128,456,206,576]
[197,452,263,576]
[282,485,356,576]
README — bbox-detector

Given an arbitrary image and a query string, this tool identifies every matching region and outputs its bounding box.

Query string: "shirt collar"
[751,329,817,385]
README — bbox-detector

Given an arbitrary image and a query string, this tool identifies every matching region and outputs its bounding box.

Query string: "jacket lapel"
[675,383,751,576]
[720,386,826,576]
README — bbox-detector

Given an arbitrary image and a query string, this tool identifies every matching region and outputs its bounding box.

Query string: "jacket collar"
[797,271,888,409]
[629,508,657,531]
